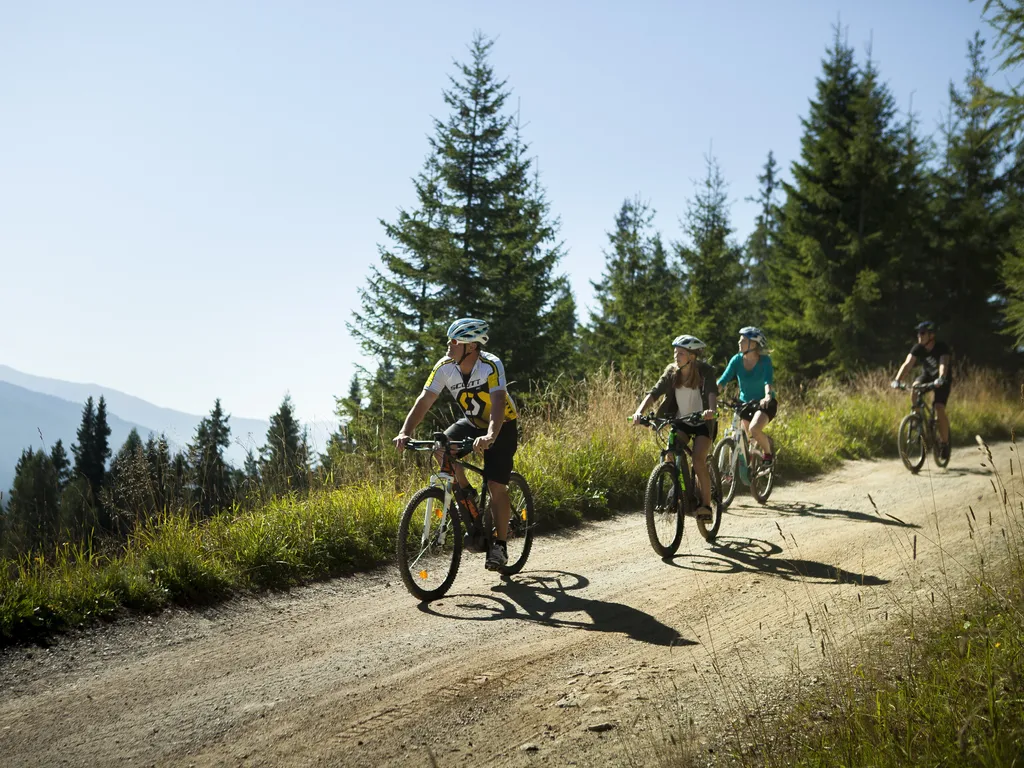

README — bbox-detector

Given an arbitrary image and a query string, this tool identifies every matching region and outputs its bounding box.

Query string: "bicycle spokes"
[398,487,462,601]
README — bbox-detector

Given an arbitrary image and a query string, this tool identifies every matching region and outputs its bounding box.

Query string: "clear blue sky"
[0,1,995,426]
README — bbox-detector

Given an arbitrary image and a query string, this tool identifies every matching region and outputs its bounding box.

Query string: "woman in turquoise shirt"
[717,326,777,466]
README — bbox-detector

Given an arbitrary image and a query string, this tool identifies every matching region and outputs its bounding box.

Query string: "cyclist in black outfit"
[891,321,952,461]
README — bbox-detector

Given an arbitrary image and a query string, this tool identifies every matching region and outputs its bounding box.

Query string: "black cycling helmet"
[915,321,936,333]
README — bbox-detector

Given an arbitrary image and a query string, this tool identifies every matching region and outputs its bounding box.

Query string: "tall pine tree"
[770,31,912,375]
[7,447,61,553]
[188,399,233,517]
[743,151,782,308]
[70,395,112,528]
[675,155,747,367]
[933,33,1012,364]
[261,395,309,495]
[349,33,576,429]
[582,196,679,379]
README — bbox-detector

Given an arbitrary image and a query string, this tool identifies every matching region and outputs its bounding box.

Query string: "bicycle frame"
[910,388,938,447]
[637,414,706,495]
[407,436,481,550]
[720,408,755,485]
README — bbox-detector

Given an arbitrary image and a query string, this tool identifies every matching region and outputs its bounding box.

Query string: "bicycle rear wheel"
[696,460,724,542]
[644,462,683,557]
[480,472,535,575]
[898,414,926,473]
[712,438,738,507]
[397,486,462,602]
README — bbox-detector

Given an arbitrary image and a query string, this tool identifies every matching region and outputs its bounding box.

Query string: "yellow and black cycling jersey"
[423,351,519,429]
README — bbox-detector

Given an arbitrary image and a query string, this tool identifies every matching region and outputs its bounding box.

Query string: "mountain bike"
[632,412,724,553]
[712,399,776,506]
[894,381,950,473]
[397,432,535,602]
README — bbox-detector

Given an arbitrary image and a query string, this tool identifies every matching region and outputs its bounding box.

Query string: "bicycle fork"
[423,473,456,548]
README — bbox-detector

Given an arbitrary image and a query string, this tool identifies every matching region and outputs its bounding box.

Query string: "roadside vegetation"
[2,367,1021,646]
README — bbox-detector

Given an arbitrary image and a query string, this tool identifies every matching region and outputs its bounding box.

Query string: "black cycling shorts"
[675,422,713,441]
[914,377,952,407]
[444,418,518,485]
[739,398,778,422]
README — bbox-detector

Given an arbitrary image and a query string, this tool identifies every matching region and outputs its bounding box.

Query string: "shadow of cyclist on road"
[727,500,920,529]
[418,570,694,648]
[668,537,889,586]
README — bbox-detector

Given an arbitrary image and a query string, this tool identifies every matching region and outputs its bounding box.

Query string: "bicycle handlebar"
[893,381,937,392]
[404,431,477,453]
[630,411,706,429]
[719,398,762,412]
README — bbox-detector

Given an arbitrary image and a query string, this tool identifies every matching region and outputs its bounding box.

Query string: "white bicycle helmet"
[447,317,489,345]
[671,334,706,351]
[739,326,767,347]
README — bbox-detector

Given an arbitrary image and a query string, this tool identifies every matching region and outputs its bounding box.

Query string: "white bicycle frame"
[421,470,456,549]
[721,410,768,483]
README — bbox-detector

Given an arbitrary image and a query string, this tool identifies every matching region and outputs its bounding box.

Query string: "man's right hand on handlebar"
[890,380,904,390]
[393,433,411,451]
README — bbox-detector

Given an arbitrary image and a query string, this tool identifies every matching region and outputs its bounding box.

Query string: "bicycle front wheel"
[898,414,926,473]
[397,486,462,602]
[932,423,950,468]
[644,462,683,557]
[712,438,738,507]
[481,472,535,576]
[696,460,725,542]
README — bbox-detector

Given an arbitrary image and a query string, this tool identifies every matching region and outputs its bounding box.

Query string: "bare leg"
[487,480,511,540]
[692,435,712,507]
[935,403,950,444]
[748,411,773,456]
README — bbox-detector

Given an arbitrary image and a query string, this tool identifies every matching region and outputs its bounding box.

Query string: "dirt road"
[1,441,1015,767]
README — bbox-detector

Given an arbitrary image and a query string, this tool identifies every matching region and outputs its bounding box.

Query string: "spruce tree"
[261,395,308,495]
[349,32,576,427]
[582,196,680,379]
[743,151,782,307]
[71,396,96,488]
[7,448,61,553]
[188,399,233,517]
[770,31,910,375]
[987,1,1024,345]
[979,0,1024,133]
[675,155,747,366]
[934,34,1012,364]
[50,439,71,492]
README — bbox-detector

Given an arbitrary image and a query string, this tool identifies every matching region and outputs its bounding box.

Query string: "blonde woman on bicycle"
[631,335,718,521]
[717,326,777,466]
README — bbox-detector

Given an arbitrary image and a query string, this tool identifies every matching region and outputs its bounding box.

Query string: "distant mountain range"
[0,364,320,499]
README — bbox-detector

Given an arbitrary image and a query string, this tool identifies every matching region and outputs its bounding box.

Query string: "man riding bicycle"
[717,326,777,466]
[393,317,518,571]
[891,320,952,462]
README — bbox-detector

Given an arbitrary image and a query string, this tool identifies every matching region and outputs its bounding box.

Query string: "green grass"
[1,366,1021,646]
[647,435,1024,767]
